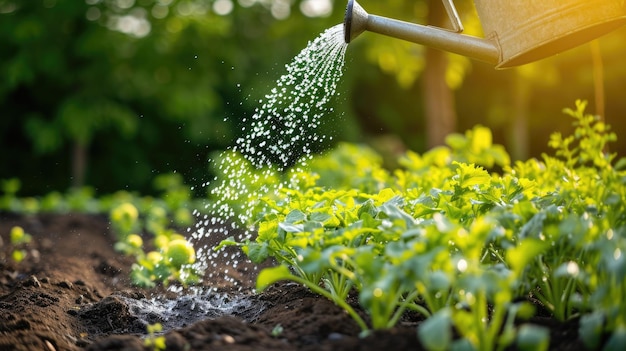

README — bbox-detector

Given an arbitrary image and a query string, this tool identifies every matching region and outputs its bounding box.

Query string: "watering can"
[344,0,626,69]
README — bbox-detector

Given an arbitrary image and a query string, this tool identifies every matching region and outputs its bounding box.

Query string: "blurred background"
[2,0,625,196]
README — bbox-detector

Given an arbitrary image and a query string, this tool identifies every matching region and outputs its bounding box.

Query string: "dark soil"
[0,213,587,350]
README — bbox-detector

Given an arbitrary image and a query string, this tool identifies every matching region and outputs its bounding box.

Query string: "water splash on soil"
[191,24,348,289]
[119,292,264,331]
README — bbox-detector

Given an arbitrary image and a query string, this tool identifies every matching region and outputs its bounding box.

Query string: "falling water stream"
[192,23,348,282]
[121,24,348,331]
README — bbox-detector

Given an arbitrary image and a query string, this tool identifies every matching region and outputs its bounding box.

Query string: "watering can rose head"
[344,0,626,69]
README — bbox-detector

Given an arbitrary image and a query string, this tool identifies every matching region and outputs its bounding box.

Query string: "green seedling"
[144,322,166,351]
[130,234,199,288]
[0,178,22,212]
[271,324,284,337]
[2,172,200,289]
[114,233,144,256]
[110,202,139,239]
[256,265,368,332]
[9,226,32,263]
[109,200,199,288]
[164,239,196,269]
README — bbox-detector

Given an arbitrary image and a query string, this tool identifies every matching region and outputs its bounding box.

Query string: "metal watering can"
[344,0,626,69]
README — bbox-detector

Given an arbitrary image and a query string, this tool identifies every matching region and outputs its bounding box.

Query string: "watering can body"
[477,0,626,68]
[344,0,626,69]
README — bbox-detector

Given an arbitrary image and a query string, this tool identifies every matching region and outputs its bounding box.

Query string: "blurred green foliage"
[1,0,625,196]
[0,0,358,196]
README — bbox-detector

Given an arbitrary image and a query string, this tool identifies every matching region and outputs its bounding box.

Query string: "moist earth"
[0,213,584,350]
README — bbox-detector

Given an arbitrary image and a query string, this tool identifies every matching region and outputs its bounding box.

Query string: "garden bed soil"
[0,213,584,350]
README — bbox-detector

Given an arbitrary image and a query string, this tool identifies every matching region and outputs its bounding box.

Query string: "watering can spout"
[344,0,500,65]
[344,0,626,69]
[343,0,367,44]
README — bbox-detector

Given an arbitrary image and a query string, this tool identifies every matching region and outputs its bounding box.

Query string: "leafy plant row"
[1,173,201,288]
[219,101,626,351]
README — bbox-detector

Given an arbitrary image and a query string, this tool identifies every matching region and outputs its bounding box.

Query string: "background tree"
[0,0,354,195]
[1,0,625,196]
[422,0,455,148]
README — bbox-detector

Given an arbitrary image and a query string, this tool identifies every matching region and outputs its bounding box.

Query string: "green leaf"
[506,238,548,276]
[11,250,27,263]
[446,133,467,150]
[258,220,278,241]
[418,309,452,351]
[516,324,550,351]
[1,178,21,194]
[152,264,172,282]
[214,236,240,251]
[469,125,493,153]
[450,338,475,351]
[614,157,626,170]
[579,312,604,350]
[359,211,381,229]
[453,162,491,188]
[298,249,327,275]
[604,250,626,281]
[278,222,304,233]
[246,242,270,263]
[515,302,536,321]
[428,271,451,292]
[285,209,307,223]
[357,199,378,218]
[130,264,156,288]
[603,327,626,351]
[377,188,399,204]
[379,202,414,227]
[309,211,332,224]
[10,226,31,245]
[256,265,293,292]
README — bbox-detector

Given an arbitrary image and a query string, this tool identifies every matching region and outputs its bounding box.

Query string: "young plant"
[256,265,368,332]
[271,324,284,337]
[110,202,140,240]
[109,202,199,288]
[144,323,166,351]
[578,225,626,350]
[1,178,26,213]
[419,255,548,351]
[129,230,199,288]
[9,226,32,263]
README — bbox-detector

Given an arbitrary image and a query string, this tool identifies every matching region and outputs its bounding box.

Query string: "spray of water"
[189,24,348,291]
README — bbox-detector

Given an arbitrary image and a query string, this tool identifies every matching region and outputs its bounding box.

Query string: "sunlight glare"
[300,0,332,18]
[214,0,234,16]
[152,4,169,19]
[86,7,101,21]
[111,9,151,38]
[565,261,579,276]
[457,258,468,272]
[271,0,291,20]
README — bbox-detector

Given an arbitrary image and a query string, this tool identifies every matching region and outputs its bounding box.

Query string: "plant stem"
[404,302,432,318]
[476,290,491,351]
[488,301,507,351]
[387,290,424,328]
[288,274,369,332]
